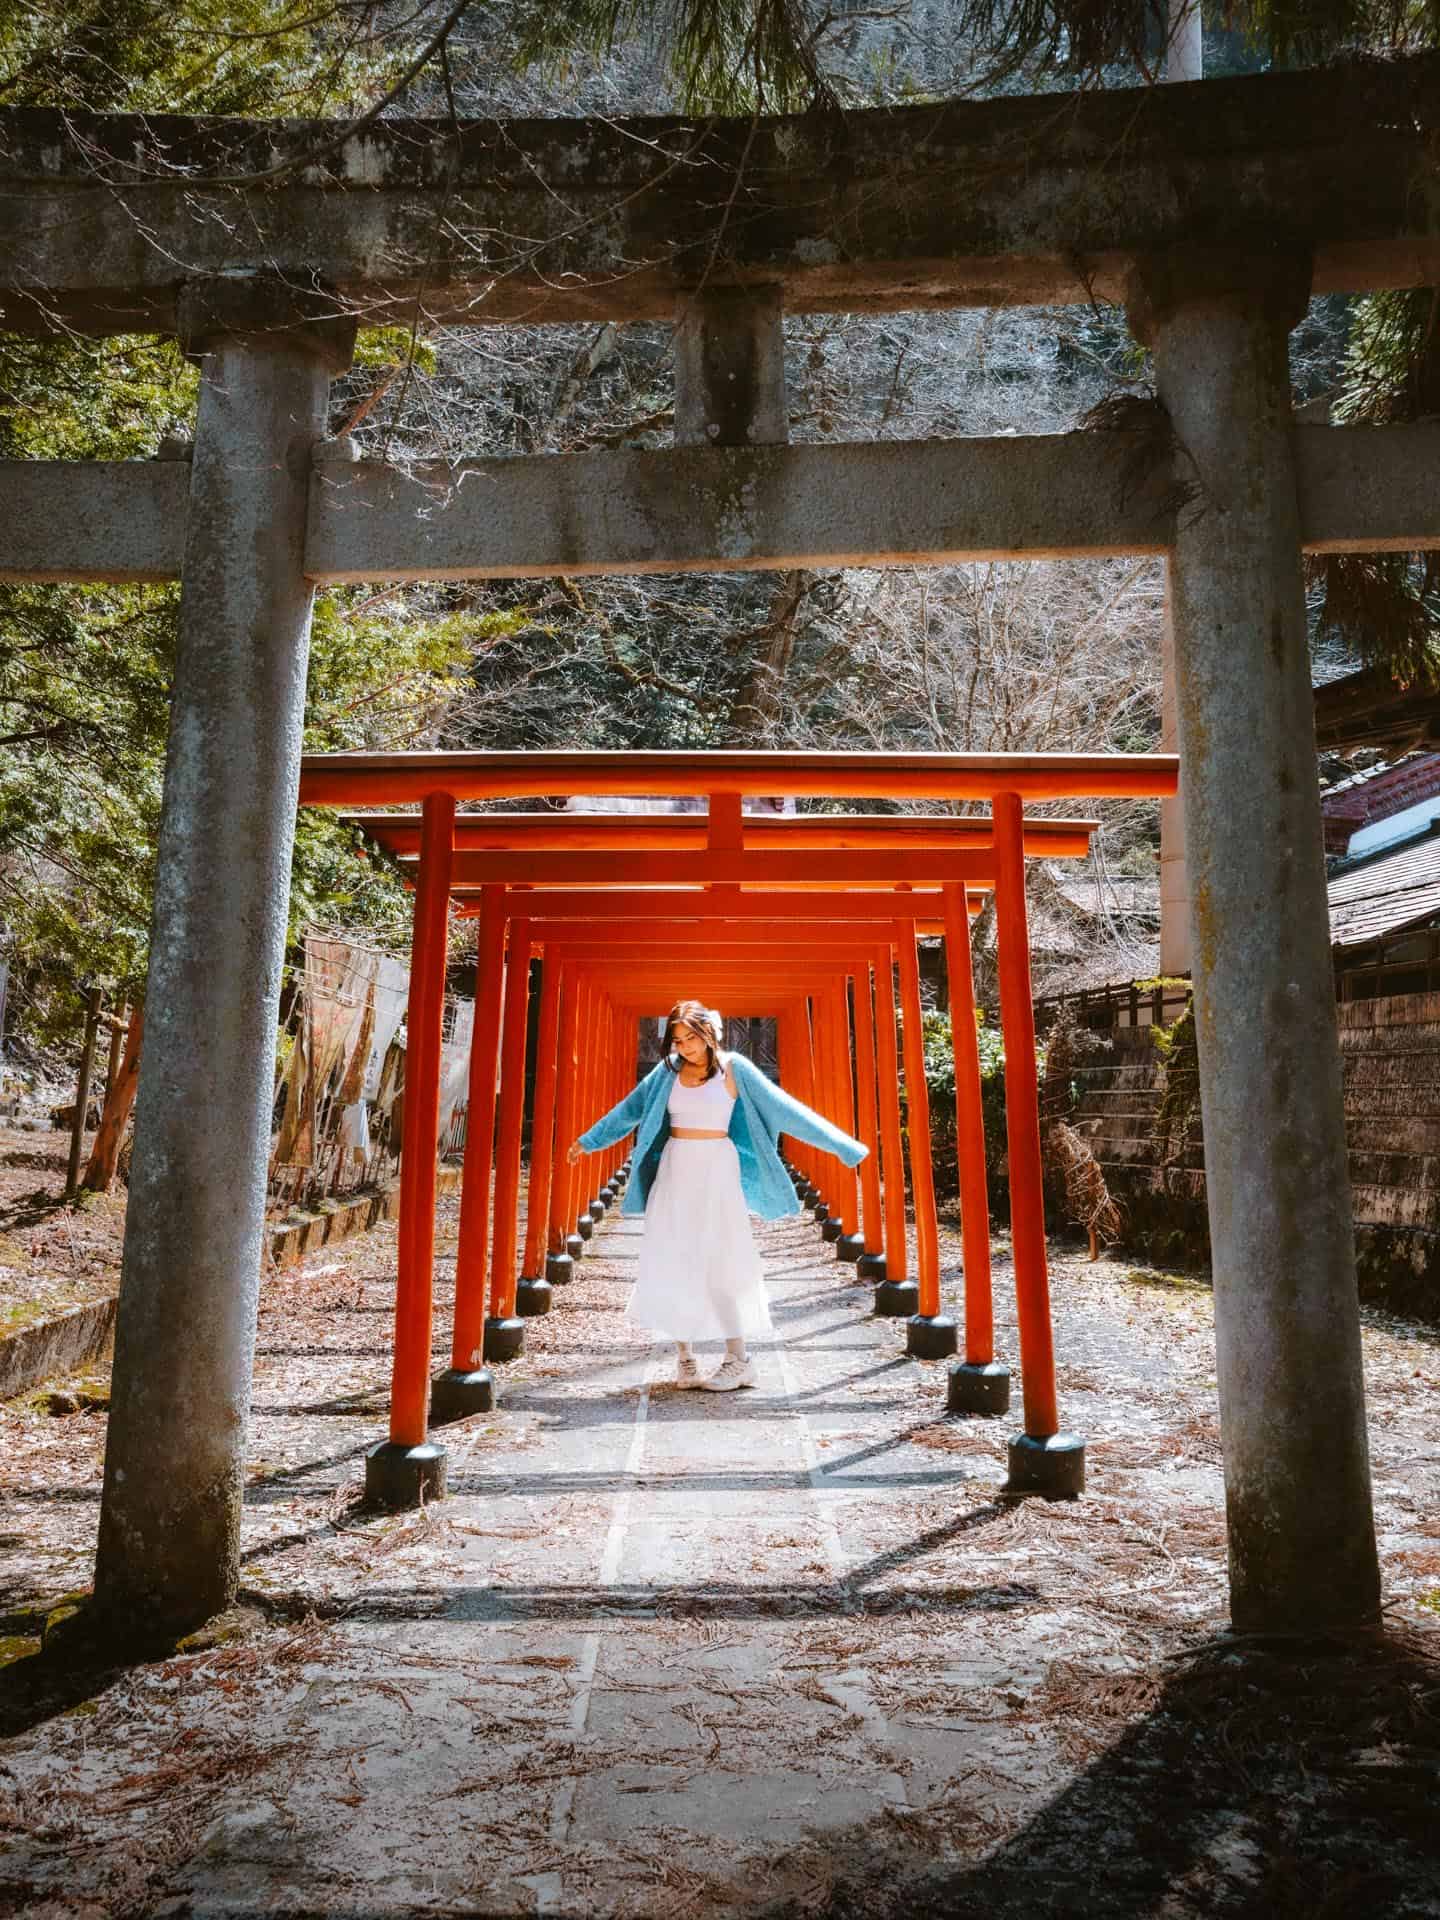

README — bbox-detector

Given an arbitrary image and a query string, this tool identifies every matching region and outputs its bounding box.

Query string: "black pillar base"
[906,1313,959,1360]
[810,1201,830,1225]
[546,1251,575,1286]
[873,1277,920,1317]
[856,1251,886,1282]
[800,1185,819,1206]
[835,1232,865,1263]
[600,1184,617,1204]
[820,1216,844,1244]
[1006,1431,1086,1498]
[483,1316,526,1364]
[947,1360,1011,1417]
[430,1368,495,1424]
[565,1232,585,1261]
[365,1439,447,1509]
[516,1275,553,1316]
[576,1213,594,1241]
[588,1197,607,1222]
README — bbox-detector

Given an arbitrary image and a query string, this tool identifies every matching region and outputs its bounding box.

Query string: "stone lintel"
[0,54,1434,333]
[2,423,1437,586]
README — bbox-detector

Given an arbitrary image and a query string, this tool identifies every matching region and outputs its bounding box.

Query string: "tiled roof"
[1329,828,1440,949]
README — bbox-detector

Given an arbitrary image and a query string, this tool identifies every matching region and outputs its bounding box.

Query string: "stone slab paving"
[3,1200,1440,1918]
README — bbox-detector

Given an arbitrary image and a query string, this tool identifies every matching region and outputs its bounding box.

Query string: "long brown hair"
[662,1000,723,1080]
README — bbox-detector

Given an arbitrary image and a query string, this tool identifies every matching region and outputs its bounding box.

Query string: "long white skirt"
[626,1137,771,1343]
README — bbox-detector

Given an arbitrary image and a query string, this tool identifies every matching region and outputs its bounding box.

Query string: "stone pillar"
[94,277,354,1636]
[1133,255,1380,1632]
[673,287,787,448]
[1158,5,1199,976]
[1158,609,1191,977]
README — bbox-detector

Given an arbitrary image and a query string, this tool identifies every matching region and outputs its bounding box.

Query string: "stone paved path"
[3,1201,1440,1918]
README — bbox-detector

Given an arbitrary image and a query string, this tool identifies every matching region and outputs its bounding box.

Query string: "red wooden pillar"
[851,960,885,1276]
[550,964,581,1265]
[897,921,953,1357]
[523,950,562,1295]
[788,1001,818,1197]
[449,887,506,1374]
[942,883,1010,1413]
[873,941,912,1310]
[825,979,860,1254]
[596,997,621,1203]
[487,917,532,1344]
[994,792,1081,1492]
[368,790,454,1500]
[810,991,836,1228]
[571,973,597,1250]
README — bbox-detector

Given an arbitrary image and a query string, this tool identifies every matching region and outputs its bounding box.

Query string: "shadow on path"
[788,1629,1440,1920]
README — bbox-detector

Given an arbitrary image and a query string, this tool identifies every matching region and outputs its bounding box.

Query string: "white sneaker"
[701,1355,756,1392]
[675,1352,702,1389]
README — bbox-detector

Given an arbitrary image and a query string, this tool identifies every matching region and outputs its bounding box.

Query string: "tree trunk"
[724,570,809,745]
[82,1004,144,1193]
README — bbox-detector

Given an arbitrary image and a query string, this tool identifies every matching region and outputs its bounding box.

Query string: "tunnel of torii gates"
[17,58,1438,1645]
[314,767,1143,1520]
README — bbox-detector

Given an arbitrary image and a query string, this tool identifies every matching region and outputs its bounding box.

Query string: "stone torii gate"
[3,56,1436,1639]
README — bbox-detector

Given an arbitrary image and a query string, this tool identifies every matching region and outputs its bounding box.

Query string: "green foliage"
[510,0,828,109]
[917,1005,1028,1209]
[1151,993,1200,1163]
[1336,291,1440,428]
[1319,291,1440,686]
[0,10,465,1055]
[0,0,390,115]
[0,574,468,1045]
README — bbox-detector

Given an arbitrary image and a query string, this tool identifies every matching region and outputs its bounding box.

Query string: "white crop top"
[667,1067,736,1127]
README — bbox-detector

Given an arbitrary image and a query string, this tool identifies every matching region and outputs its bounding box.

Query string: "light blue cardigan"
[577,1052,867,1221]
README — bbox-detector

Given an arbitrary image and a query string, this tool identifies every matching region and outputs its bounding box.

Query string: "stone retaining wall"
[1068,989,1440,1317]
[1,1164,464,1401]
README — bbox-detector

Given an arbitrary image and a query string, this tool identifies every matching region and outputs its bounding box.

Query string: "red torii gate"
[297,748,1178,1510]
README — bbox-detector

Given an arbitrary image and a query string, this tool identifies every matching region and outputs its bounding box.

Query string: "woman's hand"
[566,1140,582,1165]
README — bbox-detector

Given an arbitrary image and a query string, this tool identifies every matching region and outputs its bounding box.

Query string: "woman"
[567,1000,867,1391]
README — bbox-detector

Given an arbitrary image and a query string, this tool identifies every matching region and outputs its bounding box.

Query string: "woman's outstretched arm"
[730,1054,868,1165]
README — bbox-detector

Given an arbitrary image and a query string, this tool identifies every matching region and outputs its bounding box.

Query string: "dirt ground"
[0,1126,126,1331]
[2,1199,1439,1919]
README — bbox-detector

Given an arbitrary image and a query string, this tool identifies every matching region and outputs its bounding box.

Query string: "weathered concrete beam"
[0,55,1435,333]
[305,423,1440,582]
[4,423,1437,586]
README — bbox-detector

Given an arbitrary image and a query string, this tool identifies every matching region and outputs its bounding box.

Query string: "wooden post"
[993,791,1082,1492]
[943,885,1009,1411]
[851,962,884,1265]
[524,953,563,1292]
[488,918,532,1335]
[872,944,914,1311]
[367,789,454,1503]
[103,1006,128,1107]
[551,966,581,1259]
[898,924,950,1356]
[83,1005,145,1194]
[65,988,104,1201]
[450,887,507,1374]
